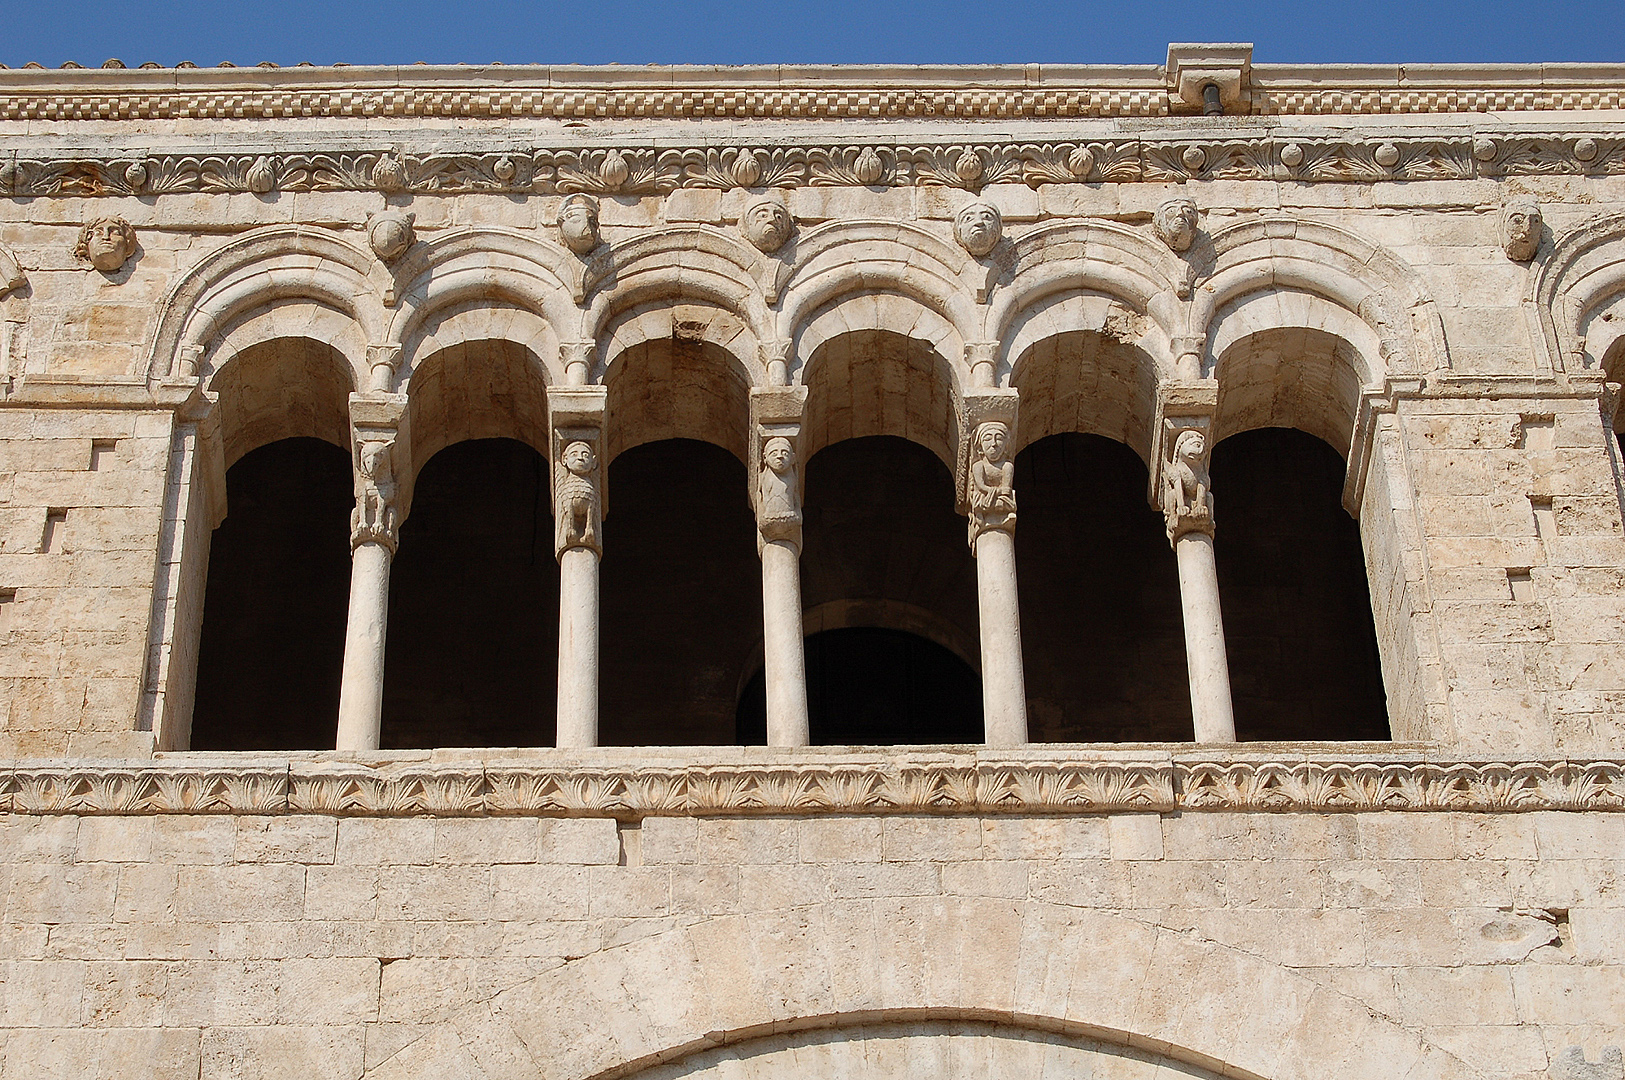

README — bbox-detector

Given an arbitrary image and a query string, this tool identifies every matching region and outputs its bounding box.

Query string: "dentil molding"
[1,754,1622,817]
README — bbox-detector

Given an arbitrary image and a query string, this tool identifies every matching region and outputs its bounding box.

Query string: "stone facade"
[2,45,1625,1080]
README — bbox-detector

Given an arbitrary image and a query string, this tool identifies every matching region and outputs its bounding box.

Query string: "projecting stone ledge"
[1,748,1622,816]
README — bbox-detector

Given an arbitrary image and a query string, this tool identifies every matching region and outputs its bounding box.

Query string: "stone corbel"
[348,393,412,555]
[365,344,402,394]
[750,385,808,552]
[1149,380,1219,541]
[560,341,595,386]
[549,386,608,557]
[1166,43,1253,116]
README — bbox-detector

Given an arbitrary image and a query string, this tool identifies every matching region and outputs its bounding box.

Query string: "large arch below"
[357,898,1481,1080]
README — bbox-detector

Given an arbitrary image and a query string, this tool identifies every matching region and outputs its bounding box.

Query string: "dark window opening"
[382,438,558,748]
[736,627,983,745]
[1210,428,1390,740]
[1014,433,1191,741]
[192,437,352,750]
[599,438,762,746]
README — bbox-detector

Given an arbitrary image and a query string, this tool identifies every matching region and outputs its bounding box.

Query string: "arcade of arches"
[190,330,1390,751]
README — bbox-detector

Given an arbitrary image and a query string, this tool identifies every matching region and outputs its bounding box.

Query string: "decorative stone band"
[1,755,1622,817]
[3,133,1624,198]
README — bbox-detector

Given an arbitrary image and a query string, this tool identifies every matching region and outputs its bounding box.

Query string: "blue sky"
[4,0,1623,68]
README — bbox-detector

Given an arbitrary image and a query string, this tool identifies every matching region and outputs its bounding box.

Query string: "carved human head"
[742,196,793,253]
[1173,428,1206,463]
[1154,198,1200,253]
[1502,198,1542,262]
[562,440,597,476]
[763,437,796,474]
[954,201,1003,257]
[366,210,415,262]
[976,421,1010,463]
[559,194,601,256]
[75,216,137,272]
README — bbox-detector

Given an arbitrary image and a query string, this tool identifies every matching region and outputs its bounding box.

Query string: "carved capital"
[560,341,595,386]
[957,390,1019,552]
[347,394,410,555]
[760,339,794,386]
[750,386,809,553]
[549,386,608,557]
[1150,380,1218,544]
[964,341,1000,388]
[365,343,403,393]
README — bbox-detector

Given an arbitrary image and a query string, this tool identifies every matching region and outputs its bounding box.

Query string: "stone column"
[752,387,811,746]
[962,394,1029,746]
[550,387,608,748]
[335,394,410,752]
[1155,398,1237,744]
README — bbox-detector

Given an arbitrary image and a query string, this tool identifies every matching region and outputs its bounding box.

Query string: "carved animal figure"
[557,440,600,550]
[1161,428,1213,539]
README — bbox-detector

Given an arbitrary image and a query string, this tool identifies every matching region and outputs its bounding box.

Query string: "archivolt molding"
[202,301,371,394]
[794,294,965,390]
[991,218,1188,368]
[1193,217,1446,381]
[386,227,580,375]
[1531,210,1625,374]
[143,224,390,386]
[399,302,560,391]
[3,755,1621,817]
[584,227,775,368]
[777,219,987,361]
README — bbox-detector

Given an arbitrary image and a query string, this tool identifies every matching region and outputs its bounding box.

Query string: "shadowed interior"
[1211,427,1390,740]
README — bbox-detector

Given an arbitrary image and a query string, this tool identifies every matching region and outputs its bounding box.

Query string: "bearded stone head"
[1502,198,1542,262]
[742,196,793,253]
[559,194,601,256]
[75,216,137,273]
[1154,198,1200,253]
[954,201,1003,257]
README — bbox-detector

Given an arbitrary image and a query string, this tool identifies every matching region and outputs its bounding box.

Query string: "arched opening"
[1211,428,1390,740]
[1014,433,1190,741]
[192,438,353,750]
[786,435,982,744]
[191,336,355,751]
[380,438,558,748]
[736,627,982,745]
[600,438,762,745]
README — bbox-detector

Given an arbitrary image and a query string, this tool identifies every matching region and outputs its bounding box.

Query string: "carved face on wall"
[976,422,1009,463]
[763,437,796,474]
[562,440,597,477]
[1174,428,1206,464]
[367,210,415,262]
[742,197,793,253]
[1154,199,1199,253]
[75,216,137,272]
[559,194,601,255]
[954,202,1003,257]
[1502,198,1542,262]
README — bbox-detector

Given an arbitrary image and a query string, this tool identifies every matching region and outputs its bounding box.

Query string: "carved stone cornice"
[2,755,1622,817]
[4,132,1625,198]
[1,61,1624,121]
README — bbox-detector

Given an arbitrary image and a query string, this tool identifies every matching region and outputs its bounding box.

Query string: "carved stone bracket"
[3,755,1623,817]
[1149,380,1218,542]
[365,343,402,394]
[750,386,808,554]
[549,386,608,557]
[348,393,410,555]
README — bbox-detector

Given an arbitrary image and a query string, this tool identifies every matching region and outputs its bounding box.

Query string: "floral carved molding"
[3,133,1625,198]
[1,756,1622,817]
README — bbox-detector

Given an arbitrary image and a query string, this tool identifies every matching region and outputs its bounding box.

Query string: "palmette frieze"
[5,132,1625,198]
[1,757,1623,817]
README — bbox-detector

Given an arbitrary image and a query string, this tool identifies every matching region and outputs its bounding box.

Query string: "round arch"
[144,224,388,385]
[355,898,1480,1080]
[1534,210,1625,373]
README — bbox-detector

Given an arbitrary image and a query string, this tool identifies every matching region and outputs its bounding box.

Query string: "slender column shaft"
[761,538,810,747]
[556,545,600,748]
[1175,530,1237,743]
[335,540,392,751]
[975,528,1029,747]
